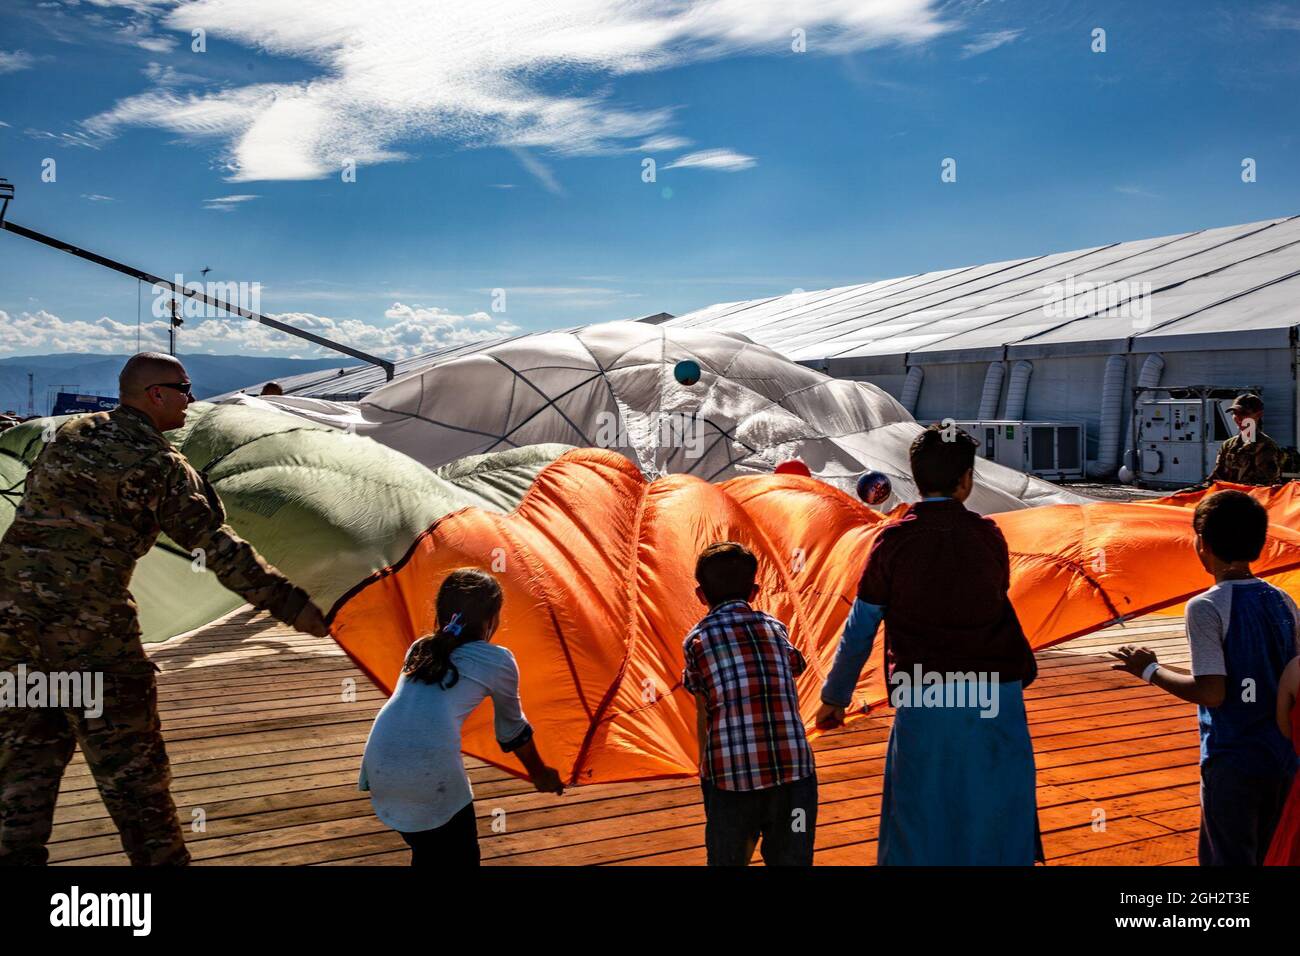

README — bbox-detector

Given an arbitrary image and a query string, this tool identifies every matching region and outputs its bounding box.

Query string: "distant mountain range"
[0,353,347,416]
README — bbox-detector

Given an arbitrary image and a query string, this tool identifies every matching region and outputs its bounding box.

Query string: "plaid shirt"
[681,600,814,791]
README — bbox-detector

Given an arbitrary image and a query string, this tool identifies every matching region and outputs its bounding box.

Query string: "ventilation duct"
[1004,361,1033,421]
[1086,354,1128,478]
[900,366,924,415]
[1122,353,1166,472]
[977,362,1005,420]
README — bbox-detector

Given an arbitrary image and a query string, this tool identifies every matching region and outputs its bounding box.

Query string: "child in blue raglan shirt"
[1112,490,1300,865]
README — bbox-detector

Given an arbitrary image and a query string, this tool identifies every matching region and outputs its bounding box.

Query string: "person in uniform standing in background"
[0,352,331,866]
[1207,394,1284,486]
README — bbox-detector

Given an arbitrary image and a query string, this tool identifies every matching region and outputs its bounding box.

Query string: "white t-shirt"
[1186,579,1300,677]
[359,640,531,833]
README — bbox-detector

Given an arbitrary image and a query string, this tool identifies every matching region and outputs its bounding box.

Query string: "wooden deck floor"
[46,609,1202,866]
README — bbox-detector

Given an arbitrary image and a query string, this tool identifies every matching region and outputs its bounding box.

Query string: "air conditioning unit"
[1132,385,1258,488]
[1128,387,1258,489]
[954,421,1086,480]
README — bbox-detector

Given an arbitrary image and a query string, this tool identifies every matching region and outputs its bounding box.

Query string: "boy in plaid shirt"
[682,542,817,865]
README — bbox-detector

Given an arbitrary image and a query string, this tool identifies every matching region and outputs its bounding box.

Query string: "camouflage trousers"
[0,668,190,866]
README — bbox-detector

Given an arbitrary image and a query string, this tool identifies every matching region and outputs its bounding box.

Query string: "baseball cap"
[1228,393,1263,414]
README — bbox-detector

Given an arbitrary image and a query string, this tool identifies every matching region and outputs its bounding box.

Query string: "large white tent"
[665,215,1300,474]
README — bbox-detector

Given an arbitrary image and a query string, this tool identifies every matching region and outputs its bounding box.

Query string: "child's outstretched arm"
[510,738,565,795]
[1110,645,1226,707]
[490,650,564,795]
[816,599,885,727]
[1278,657,1300,738]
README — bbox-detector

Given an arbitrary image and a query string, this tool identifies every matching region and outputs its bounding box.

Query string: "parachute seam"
[568,459,652,782]
[1039,555,1300,646]
[361,402,521,446]
[571,332,623,430]
[488,370,608,451]
[207,460,460,497]
[596,330,656,373]
[197,426,331,476]
[490,357,595,447]
[1008,549,1124,621]
[496,514,596,727]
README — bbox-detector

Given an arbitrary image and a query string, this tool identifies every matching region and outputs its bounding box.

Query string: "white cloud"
[202,193,259,211]
[81,193,117,202]
[25,127,101,149]
[0,51,36,75]
[960,28,1022,57]
[143,62,202,86]
[83,0,174,11]
[115,13,177,52]
[664,148,756,171]
[80,0,952,181]
[636,135,694,152]
[509,147,566,195]
[0,303,520,360]
[1258,5,1300,30]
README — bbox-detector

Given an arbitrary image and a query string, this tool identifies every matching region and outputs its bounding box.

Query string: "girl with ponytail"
[359,568,563,866]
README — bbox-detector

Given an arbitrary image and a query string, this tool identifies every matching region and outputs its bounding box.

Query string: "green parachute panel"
[1,403,571,643]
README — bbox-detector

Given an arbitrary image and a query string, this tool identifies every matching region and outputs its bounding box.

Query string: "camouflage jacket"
[0,404,310,673]
[1208,431,1284,486]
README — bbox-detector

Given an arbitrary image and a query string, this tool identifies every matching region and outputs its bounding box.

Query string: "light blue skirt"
[878,678,1041,866]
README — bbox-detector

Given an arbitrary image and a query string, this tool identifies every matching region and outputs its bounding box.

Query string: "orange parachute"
[331,449,1300,785]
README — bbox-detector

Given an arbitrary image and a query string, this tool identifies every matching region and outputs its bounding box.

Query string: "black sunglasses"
[149,382,193,397]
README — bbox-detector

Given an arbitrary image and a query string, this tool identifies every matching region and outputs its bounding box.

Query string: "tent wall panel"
[912,362,992,424]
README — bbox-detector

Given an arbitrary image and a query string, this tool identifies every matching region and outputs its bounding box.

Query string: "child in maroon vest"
[817,424,1042,865]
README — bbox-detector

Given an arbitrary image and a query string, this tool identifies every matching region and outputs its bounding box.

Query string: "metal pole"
[0,219,395,381]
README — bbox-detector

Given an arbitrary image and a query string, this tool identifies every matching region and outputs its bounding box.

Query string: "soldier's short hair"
[119,352,186,398]
[1194,490,1267,563]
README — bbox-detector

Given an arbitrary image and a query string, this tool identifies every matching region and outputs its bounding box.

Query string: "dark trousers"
[400,800,480,867]
[0,670,189,867]
[700,774,817,866]
[1199,760,1295,866]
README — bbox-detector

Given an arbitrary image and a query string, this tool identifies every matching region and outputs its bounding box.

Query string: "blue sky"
[0,0,1298,360]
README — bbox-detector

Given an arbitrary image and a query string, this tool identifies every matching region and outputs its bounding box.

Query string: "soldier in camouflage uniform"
[0,353,329,866]
[1207,394,1285,486]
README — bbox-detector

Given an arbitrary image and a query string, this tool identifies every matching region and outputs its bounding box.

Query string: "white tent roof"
[665,215,1300,363]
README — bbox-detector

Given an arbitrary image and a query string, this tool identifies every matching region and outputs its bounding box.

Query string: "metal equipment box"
[1131,385,1258,489]
[954,420,1086,480]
